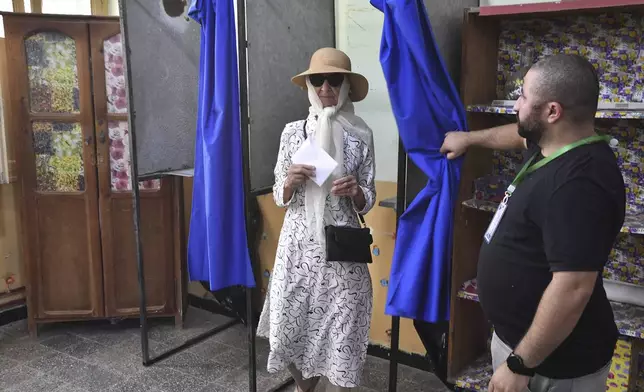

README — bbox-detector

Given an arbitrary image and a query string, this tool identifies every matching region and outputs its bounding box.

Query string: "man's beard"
[517,113,545,145]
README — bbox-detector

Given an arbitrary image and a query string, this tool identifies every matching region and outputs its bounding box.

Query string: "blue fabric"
[187,0,255,290]
[371,0,468,322]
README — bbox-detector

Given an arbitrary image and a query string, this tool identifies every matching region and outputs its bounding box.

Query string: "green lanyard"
[504,135,611,200]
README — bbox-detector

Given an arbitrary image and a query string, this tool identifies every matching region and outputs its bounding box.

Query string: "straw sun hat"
[291,47,369,102]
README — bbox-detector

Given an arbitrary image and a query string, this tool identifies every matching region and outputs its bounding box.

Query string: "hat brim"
[291,65,369,102]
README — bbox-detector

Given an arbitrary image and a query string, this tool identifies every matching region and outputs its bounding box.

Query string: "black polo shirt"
[477,140,625,379]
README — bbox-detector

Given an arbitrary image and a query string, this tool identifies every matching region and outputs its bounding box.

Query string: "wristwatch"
[506,352,536,377]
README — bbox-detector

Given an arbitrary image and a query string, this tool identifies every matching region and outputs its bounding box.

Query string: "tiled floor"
[0,307,450,392]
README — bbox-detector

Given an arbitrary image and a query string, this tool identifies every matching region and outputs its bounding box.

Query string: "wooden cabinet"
[2,13,182,333]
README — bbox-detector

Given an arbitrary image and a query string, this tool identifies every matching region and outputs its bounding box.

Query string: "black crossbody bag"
[302,120,374,264]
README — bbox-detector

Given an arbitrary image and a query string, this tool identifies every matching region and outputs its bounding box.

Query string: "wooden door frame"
[4,15,105,330]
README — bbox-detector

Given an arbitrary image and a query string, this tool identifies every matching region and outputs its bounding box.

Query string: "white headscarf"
[304,77,375,246]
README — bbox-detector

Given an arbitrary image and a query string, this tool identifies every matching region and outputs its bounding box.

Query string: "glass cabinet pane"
[33,122,84,192]
[25,32,80,113]
[103,34,127,114]
[109,121,160,192]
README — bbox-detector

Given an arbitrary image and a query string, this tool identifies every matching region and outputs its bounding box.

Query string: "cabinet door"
[4,18,104,319]
[89,22,176,317]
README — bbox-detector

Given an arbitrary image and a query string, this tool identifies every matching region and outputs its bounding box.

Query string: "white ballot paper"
[291,138,338,187]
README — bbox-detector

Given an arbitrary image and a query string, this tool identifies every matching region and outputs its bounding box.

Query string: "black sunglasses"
[309,73,345,88]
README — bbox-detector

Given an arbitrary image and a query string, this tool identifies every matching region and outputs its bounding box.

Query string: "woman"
[256,48,376,392]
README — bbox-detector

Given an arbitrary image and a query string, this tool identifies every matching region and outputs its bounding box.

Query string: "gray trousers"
[287,364,353,392]
[491,332,611,392]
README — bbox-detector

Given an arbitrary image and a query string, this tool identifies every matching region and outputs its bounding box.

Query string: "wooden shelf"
[454,338,635,392]
[462,199,644,235]
[454,354,492,391]
[467,104,644,120]
[478,0,644,17]
[457,278,644,339]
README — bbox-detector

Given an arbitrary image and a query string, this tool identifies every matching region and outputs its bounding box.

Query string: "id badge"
[484,201,508,244]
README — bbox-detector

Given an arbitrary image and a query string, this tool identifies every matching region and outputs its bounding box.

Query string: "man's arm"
[468,123,527,150]
[513,271,597,368]
[441,123,526,159]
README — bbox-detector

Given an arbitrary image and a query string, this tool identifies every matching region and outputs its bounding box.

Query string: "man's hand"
[488,362,530,392]
[285,164,315,188]
[440,131,471,159]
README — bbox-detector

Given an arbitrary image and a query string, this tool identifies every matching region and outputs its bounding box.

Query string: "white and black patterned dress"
[256,114,376,388]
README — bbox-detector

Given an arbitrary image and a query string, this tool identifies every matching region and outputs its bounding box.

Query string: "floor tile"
[26,351,68,373]
[107,379,162,392]
[196,382,233,392]
[59,339,104,359]
[40,333,85,351]
[0,354,21,372]
[83,347,146,377]
[52,384,90,392]
[74,366,122,390]
[360,367,390,392]
[130,367,180,390]
[47,354,98,382]
[0,337,56,362]
[212,325,250,348]
[158,372,210,392]
[154,350,234,383]
[4,373,63,392]
[0,308,446,392]
[216,365,272,391]
[210,344,249,368]
[1,319,28,338]
[0,364,44,390]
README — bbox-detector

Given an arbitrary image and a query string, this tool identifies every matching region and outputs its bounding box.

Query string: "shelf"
[454,339,634,392]
[467,104,644,120]
[457,278,644,339]
[454,354,492,391]
[462,199,644,235]
[478,0,644,17]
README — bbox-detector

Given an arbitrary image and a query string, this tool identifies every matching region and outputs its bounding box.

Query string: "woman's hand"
[283,164,315,205]
[285,164,315,188]
[331,175,359,197]
[332,175,366,211]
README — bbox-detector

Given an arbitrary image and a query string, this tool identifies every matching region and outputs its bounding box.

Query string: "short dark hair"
[529,54,599,124]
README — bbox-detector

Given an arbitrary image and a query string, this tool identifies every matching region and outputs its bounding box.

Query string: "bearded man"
[440,54,625,392]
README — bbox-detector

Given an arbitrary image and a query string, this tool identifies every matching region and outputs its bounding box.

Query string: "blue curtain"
[187,0,255,290]
[371,0,468,323]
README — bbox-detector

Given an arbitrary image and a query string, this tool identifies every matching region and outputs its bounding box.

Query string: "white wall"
[335,0,398,183]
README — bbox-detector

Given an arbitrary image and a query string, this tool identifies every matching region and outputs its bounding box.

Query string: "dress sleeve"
[354,140,376,215]
[273,124,297,208]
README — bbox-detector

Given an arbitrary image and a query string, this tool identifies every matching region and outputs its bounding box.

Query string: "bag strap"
[303,119,367,228]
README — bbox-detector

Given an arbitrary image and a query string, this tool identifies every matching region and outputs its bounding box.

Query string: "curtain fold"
[187,0,255,290]
[371,0,468,322]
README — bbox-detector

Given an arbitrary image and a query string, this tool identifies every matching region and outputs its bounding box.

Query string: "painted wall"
[335,0,398,183]
[0,38,24,305]
[0,183,23,303]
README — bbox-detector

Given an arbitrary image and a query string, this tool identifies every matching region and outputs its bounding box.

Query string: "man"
[441,54,625,392]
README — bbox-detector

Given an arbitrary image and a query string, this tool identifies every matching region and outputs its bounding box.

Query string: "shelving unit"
[451,3,644,392]
[462,199,644,235]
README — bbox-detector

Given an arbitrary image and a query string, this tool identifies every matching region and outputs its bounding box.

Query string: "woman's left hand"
[331,175,360,197]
